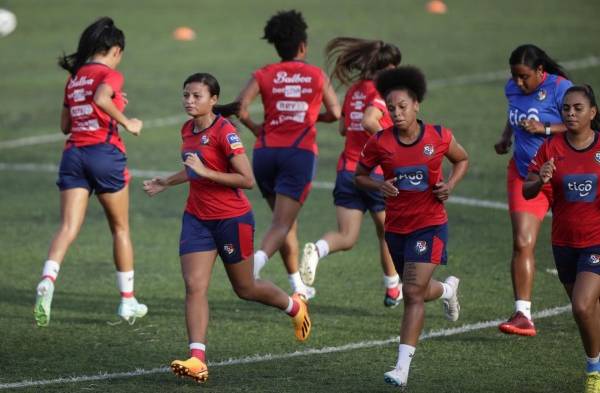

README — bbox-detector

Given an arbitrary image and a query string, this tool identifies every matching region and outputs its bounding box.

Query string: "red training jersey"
[359,122,453,234]
[181,116,252,220]
[337,79,392,174]
[529,132,600,247]
[252,61,325,154]
[63,63,127,153]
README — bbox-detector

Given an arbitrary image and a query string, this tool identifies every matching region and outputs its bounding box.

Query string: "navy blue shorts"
[385,224,448,276]
[179,211,255,263]
[552,244,600,284]
[252,147,316,203]
[333,170,385,213]
[57,144,129,194]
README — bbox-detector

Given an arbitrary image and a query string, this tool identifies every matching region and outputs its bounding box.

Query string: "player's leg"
[370,209,402,308]
[98,185,147,323]
[35,187,89,327]
[171,250,216,383]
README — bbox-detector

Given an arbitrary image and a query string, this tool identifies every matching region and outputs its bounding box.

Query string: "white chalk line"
[2,54,598,150]
[0,162,507,211]
[0,304,571,389]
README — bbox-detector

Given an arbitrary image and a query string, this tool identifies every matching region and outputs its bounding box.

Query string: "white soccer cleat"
[295,284,316,301]
[117,297,148,325]
[299,242,320,285]
[384,368,408,389]
[34,278,55,327]
[443,276,460,322]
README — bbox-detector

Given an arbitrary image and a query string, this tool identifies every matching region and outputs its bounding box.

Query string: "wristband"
[544,122,551,136]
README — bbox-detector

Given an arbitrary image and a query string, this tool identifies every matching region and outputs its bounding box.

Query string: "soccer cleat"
[442,276,460,322]
[384,368,408,389]
[299,242,320,285]
[384,284,403,308]
[585,371,600,393]
[291,293,311,341]
[295,284,316,301]
[117,297,148,325]
[170,356,208,383]
[498,311,536,336]
[34,278,54,327]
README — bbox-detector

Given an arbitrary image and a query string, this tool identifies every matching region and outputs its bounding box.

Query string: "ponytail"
[325,37,401,86]
[509,44,568,79]
[58,17,125,76]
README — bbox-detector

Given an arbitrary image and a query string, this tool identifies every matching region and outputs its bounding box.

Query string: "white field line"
[0,304,570,390]
[1,55,598,151]
[0,162,509,211]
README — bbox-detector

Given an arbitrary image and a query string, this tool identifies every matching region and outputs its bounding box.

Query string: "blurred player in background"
[355,66,468,389]
[494,44,572,336]
[299,37,404,307]
[237,10,341,299]
[523,85,600,393]
[34,17,146,327]
[143,73,311,383]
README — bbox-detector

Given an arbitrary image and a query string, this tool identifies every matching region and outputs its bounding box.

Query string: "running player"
[34,17,147,327]
[355,66,468,389]
[523,85,600,393]
[236,10,341,299]
[143,73,311,384]
[494,44,572,336]
[299,37,404,307]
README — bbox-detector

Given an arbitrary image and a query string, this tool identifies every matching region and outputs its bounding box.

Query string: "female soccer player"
[494,44,572,336]
[355,66,468,388]
[143,73,311,383]
[236,10,341,299]
[34,17,147,327]
[523,85,600,393]
[299,37,404,307]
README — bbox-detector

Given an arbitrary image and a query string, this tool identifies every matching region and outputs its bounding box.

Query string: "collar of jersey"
[394,120,425,147]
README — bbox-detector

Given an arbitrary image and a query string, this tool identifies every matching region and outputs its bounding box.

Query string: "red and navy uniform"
[251,61,325,203]
[334,80,391,212]
[529,132,600,283]
[57,63,129,193]
[358,121,453,271]
[179,116,254,263]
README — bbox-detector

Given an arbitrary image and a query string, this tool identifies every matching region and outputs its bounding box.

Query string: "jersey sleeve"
[219,123,246,158]
[102,70,124,93]
[358,133,382,170]
[554,77,573,110]
[528,140,550,174]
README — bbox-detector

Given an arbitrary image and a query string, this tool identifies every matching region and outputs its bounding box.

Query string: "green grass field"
[1,1,600,392]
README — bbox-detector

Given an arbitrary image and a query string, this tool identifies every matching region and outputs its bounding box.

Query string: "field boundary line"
[0,162,509,211]
[0,304,570,390]
[1,54,598,150]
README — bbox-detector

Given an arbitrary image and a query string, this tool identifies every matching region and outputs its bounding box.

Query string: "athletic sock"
[288,272,304,293]
[315,239,330,259]
[253,250,268,277]
[41,260,60,282]
[515,300,532,320]
[189,342,206,362]
[116,270,135,299]
[285,296,300,317]
[440,281,454,300]
[394,344,416,380]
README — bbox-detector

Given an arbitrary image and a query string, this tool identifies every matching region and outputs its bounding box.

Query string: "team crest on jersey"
[201,135,210,145]
[595,152,600,164]
[589,254,600,266]
[536,89,547,101]
[415,240,428,255]
[224,244,235,255]
[423,144,434,157]
[226,133,243,149]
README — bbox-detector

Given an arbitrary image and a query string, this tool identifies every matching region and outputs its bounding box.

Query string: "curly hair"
[262,10,307,61]
[375,66,427,102]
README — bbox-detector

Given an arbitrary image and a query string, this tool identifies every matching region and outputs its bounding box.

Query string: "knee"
[233,283,256,301]
[572,297,594,321]
[513,232,535,253]
[58,223,79,242]
[402,284,425,304]
[184,279,208,297]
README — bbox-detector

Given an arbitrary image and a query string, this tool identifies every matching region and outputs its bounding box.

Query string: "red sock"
[386,286,400,299]
[120,291,134,299]
[190,348,206,362]
[287,298,300,317]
